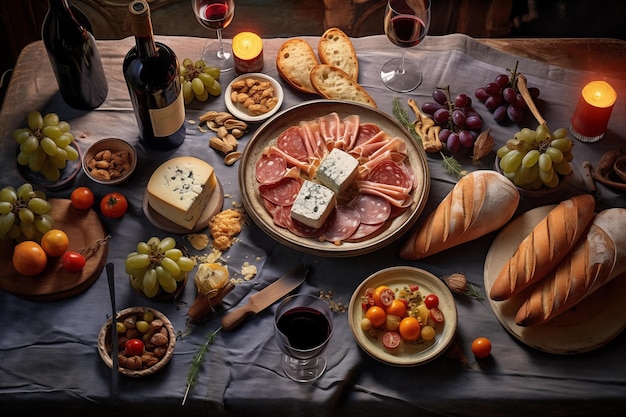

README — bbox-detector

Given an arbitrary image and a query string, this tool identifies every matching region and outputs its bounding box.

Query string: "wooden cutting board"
[0,198,108,301]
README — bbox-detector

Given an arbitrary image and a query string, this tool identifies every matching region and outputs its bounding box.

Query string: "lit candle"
[232,32,264,74]
[570,81,617,142]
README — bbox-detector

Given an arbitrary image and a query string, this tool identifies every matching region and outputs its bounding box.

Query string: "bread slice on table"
[318,27,359,81]
[310,64,377,108]
[276,39,319,94]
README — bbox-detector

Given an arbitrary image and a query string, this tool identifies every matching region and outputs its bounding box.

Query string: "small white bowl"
[224,73,284,122]
[82,138,137,185]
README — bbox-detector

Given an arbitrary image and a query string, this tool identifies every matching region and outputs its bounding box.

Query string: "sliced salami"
[354,123,382,148]
[345,222,385,242]
[277,126,308,161]
[274,205,326,238]
[322,205,361,244]
[369,160,413,189]
[259,177,302,206]
[256,151,288,185]
[350,194,391,225]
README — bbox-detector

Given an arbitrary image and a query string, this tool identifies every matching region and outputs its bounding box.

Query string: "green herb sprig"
[182,327,221,406]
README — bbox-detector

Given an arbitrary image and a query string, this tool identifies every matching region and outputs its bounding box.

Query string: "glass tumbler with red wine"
[274,294,333,382]
[381,0,431,92]
[191,0,235,71]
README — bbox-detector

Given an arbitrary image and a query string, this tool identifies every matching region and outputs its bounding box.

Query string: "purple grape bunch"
[474,69,540,125]
[421,86,484,153]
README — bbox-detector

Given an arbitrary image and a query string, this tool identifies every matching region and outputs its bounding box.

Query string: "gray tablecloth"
[1,34,625,417]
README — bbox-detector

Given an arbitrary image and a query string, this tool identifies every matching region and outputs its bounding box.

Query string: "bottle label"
[149,89,185,137]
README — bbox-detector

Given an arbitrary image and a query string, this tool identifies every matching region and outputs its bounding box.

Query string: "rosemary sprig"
[392,97,466,179]
[182,327,221,406]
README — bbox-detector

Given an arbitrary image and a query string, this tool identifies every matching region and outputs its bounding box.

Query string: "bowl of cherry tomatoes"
[348,266,458,366]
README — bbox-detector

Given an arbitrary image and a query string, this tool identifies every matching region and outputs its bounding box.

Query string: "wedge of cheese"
[315,148,359,193]
[291,180,336,229]
[147,156,217,230]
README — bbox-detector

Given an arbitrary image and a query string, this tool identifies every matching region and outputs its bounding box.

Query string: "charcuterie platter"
[239,100,430,257]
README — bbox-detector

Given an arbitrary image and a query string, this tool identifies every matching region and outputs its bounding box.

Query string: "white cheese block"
[315,148,359,193]
[147,156,217,230]
[291,180,336,229]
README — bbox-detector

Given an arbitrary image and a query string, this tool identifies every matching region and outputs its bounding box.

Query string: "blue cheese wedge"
[147,156,217,230]
[291,180,336,229]
[315,148,359,193]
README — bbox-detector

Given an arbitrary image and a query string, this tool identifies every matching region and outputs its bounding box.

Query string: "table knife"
[106,263,118,403]
[221,264,308,331]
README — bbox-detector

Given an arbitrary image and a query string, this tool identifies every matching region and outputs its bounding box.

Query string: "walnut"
[149,319,164,333]
[153,347,167,358]
[125,356,143,370]
[150,332,168,347]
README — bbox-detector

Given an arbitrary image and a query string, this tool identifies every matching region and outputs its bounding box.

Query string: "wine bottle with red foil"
[123,0,186,150]
[42,0,108,110]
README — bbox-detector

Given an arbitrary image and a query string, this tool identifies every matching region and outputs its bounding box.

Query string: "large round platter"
[0,198,108,301]
[484,205,626,354]
[239,100,430,257]
[348,266,457,366]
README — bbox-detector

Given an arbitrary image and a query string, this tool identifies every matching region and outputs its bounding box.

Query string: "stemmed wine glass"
[274,294,333,383]
[381,0,431,92]
[191,0,235,72]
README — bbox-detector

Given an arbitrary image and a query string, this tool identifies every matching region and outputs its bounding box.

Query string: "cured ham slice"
[256,151,288,185]
[259,177,302,206]
[322,205,361,244]
[299,119,327,160]
[339,114,360,151]
[354,123,382,148]
[318,112,341,145]
[350,130,392,160]
[269,145,319,178]
[350,194,391,225]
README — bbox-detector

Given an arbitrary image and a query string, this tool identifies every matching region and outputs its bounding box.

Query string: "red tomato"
[471,337,492,358]
[70,187,95,210]
[424,294,439,309]
[382,331,401,349]
[100,192,128,218]
[61,251,86,272]
[429,306,445,324]
[125,338,144,356]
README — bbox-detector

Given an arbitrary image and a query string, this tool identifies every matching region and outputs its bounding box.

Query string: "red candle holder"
[570,81,617,143]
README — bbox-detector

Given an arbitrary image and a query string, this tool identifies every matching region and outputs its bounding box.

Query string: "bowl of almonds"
[225,73,284,122]
[82,138,137,185]
[98,306,176,377]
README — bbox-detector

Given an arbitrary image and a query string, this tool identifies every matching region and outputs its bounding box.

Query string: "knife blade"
[106,263,118,403]
[221,264,308,331]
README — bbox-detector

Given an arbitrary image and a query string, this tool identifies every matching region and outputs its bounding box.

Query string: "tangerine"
[41,229,69,257]
[399,316,421,341]
[365,305,387,328]
[13,241,48,276]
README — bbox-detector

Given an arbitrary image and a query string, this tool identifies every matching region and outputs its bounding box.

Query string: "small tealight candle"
[570,80,617,142]
[232,32,264,74]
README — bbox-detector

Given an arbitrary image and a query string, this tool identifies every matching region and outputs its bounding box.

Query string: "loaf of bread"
[489,194,596,301]
[276,39,319,94]
[310,64,377,108]
[399,170,520,260]
[515,208,626,327]
[318,28,359,81]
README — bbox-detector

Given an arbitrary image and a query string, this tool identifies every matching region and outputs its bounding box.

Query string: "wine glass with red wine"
[381,0,431,92]
[191,0,235,71]
[274,294,333,382]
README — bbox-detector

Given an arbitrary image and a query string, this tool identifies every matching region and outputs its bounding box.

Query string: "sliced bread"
[318,27,359,81]
[276,39,319,94]
[310,64,377,108]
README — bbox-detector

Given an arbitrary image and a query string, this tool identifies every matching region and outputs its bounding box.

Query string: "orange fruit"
[399,316,421,341]
[13,241,48,276]
[365,306,387,328]
[41,229,69,257]
[385,299,407,318]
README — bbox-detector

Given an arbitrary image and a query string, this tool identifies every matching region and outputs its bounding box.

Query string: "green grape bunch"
[496,123,574,190]
[14,111,79,182]
[126,236,196,298]
[179,58,222,104]
[0,183,54,243]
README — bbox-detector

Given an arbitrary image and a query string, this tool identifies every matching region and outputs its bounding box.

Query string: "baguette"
[515,208,626,326]
[489,194,596,301]
[276,39,319,94]
[310,64,377,108]
[399,170,520,260]
[318,27,359,81]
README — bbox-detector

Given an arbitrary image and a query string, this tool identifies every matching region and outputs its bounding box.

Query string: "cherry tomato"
[382,331,401,349]
[399,316,421,341]
[365,305,386,328]
[372,285,395,308]
[471,337,492,358]
[61,251,86,272]
[70,186,95,210]
[429,306,445,324]
[124,338,144,356]
[100,192,128,218]
[424,294,439,309]
[386,299,407,318]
